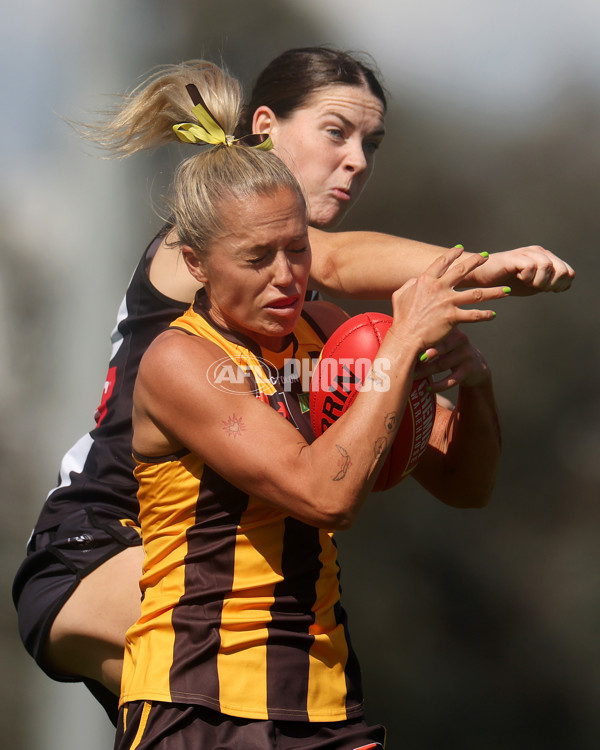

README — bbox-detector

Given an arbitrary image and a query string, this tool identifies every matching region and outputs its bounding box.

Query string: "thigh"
[13,506,143,680]
[46,544,144,693]
[49,544,144,645]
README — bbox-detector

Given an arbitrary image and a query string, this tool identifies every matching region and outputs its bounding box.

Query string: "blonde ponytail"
[79,60,242,157]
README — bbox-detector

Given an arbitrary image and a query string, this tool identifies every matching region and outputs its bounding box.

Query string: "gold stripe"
[130,701,152,750]
[217,506,286,717]
[121,457,202,702]
[307,529,349,720]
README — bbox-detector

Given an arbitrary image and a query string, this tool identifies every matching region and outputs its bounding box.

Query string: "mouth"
[266,296,300,310]
[331,186,351,202]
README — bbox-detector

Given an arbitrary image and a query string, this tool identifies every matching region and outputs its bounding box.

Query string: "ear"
[181,245,208,284]
[252,105,278,135]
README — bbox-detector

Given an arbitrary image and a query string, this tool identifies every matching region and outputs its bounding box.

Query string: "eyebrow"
[246,235,308,252]
[324,111,386,138]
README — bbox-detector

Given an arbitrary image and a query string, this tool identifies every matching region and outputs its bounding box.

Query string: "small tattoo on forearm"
[368,369,386,387]
[222,413,246,438]
[384,412,397,433]
[333,444,351,481]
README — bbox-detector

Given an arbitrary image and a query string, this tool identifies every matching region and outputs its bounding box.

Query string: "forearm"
[309,229,575,299]
[295,341,419,528]
[414,381,501,508]
[308,228,448,298]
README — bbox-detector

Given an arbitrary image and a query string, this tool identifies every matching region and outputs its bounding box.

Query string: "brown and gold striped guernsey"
[120,292,364,722]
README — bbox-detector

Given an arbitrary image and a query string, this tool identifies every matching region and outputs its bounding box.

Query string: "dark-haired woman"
[12,48,573,727]
[114,67,505,749]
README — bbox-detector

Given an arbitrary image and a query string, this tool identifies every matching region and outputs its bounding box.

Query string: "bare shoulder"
[138,329,226,394]
[303,300,350,339]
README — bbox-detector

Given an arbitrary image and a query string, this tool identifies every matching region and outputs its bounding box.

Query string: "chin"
[310,210,346,230]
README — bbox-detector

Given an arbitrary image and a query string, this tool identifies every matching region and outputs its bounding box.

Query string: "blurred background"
[1,1,598,748]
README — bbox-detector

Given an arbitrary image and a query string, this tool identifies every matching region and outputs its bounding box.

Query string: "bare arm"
[134,249,508,530]
[308,227,574,299]
[308,227,448,298]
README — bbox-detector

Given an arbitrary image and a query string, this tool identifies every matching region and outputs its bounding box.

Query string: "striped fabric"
[120,297,364,722]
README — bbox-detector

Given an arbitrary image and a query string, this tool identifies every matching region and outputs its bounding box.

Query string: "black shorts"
[116,701,386,750]
[12,506,142,724]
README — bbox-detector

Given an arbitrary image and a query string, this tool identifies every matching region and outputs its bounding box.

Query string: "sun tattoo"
[222,413,246,438]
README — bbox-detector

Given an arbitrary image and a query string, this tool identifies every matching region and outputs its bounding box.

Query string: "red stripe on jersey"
[95,366,117,426]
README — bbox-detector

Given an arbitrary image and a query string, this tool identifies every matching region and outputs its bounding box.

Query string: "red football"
[310,312,436,490]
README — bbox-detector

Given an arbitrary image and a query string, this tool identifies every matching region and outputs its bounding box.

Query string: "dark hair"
[238,46,387,135]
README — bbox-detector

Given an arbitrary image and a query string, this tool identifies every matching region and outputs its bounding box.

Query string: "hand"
[415,328,491,392]
[461,245,574,295]
[389,247,510,353]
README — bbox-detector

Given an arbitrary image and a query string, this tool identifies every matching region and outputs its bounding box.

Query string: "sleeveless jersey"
[29,231,190,535]
[121,295,364,722]
[26,233,321,538]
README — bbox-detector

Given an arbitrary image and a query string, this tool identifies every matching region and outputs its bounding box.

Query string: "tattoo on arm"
[368,368,386,388]
[333,444,351,481]
[384,412,397,433]
[222,413,246,438]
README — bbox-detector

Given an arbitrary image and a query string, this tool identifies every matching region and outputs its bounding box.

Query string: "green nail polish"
[453,244,464,249]
[479,251,489,258]
[419,352,428,363]
[502,286,512,294]
[492,311,497,318]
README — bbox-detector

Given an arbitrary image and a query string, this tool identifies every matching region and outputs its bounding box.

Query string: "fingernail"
[419,352,428,363]
[492,311,497,318]
[479,251,489,258]
[453,244,464,249]
[502,286,512,294]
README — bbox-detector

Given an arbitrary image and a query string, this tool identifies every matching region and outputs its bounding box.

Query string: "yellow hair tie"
[173,84,273,151]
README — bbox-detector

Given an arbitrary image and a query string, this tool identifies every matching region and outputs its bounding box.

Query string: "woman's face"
[189,187,311,352]
[254,84,386,229]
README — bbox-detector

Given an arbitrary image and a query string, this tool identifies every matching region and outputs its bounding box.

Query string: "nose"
[273,252,294,287]
[343,137,368,175]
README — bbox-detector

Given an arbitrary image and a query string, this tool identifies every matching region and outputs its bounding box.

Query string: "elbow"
[304,490,363,531]
[316,504,360,532]
[310,252,346,297]
[328,512,357,531]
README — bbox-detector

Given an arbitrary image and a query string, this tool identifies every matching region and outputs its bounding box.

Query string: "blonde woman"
[13,49,572,727]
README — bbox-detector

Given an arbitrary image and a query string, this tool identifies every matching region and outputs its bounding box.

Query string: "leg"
[43,545,144,694]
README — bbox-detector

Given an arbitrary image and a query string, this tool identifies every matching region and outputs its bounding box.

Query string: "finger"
[516,259,554,289]
[416,323,473,369]
[442,251,494,288]
[452,284,512,308]
[454,307,497,325]
[423,245,470,280]
[547,260,575,292]
[419,348,466,376]
[418,349,471,382]
[514,248,575,292]
[426,373,459,393]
